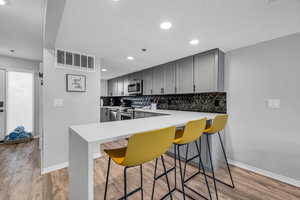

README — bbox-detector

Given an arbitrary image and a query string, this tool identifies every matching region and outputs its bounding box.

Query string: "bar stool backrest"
[123,126,176,166]
[177,118,207,145]
[208,114,228,133]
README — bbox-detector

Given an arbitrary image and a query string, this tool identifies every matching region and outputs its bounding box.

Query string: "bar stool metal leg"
[177,144,186,200]
[161,155,173,200]
[124,167,128,200]
[140,165,144,200]
[195,140,212,200]
[218,132,235,188]
[207,135,219,200]
[104,157,111,200]
[151,158,158,200]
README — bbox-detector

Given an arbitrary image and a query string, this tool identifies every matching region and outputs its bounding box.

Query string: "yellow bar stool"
[152,118,212,200]
[103,126,176,200]
[203,114,234,200]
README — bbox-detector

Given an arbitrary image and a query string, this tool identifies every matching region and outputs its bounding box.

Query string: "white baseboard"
[41,152,103,175]
[228,160,300,187]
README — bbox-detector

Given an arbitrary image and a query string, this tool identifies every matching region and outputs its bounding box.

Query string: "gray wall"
[42,48,100,170]
[225,33,300,180]
[0,55,40,136]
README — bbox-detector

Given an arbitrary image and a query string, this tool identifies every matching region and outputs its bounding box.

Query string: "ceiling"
[0,0,43,61]
[55,0,300,79]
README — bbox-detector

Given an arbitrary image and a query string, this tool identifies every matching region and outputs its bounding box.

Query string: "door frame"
[0,68,7,139]
[5,69,35,135]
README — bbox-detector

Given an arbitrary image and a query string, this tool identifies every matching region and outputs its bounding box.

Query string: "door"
[163,62,176,94]
[194,52,217,92]
[0,69,6,139]
[152,66,164,94]
[176,56,194,94]
[142,69,153,95]
[6,71,34,134]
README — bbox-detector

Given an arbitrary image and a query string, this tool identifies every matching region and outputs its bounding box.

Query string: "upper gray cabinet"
[142,69,153,95]
[163,62,176,94]
[117,77,124,96]
[108,79,113,96]
[123,76,129,96]
[152,66,164,94]
[194,50,224,92]
[176,56,194,94]
[107,49,224,97]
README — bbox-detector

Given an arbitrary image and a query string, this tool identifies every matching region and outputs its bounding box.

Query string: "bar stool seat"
[104,147,127,165]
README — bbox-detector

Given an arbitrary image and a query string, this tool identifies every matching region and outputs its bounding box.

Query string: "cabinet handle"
[193,84,196,92]
[151,89,153,94]
[175,87,177,93]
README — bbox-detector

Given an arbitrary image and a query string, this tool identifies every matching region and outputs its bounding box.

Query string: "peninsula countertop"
[70,109,220,143]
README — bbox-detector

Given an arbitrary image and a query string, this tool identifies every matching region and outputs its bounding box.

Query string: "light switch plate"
[54,98,64,107]
[267,99,280,109]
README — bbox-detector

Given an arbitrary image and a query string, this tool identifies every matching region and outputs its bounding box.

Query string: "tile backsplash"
[101,92,226,113]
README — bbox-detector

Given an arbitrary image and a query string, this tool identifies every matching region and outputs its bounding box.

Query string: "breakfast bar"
[69,110,219,200]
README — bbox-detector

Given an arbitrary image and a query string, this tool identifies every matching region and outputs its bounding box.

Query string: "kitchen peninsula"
[69,109,220,200]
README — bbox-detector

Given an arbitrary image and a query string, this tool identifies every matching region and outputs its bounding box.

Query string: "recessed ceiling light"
[0,0,7,6]
[10,49,15,53]
[160,21,172,30]
[127,56,134,60]
[101,68,107,72]
[189,39,199,45]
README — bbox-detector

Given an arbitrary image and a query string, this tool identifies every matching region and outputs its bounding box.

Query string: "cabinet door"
[117,77,124,96]
[123,76,129,96]
[112,78,118,96]
[164,62,176,94]
[194,52,217,92]
[108,80,113,96]
[142,69,153,95]
[176,56,194,94]
[152,66,164,94]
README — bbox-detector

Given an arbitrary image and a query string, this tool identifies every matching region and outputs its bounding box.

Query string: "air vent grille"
[56,49,95,72]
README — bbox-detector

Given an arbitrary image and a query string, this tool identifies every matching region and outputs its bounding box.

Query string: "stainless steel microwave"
[128,80,143,95]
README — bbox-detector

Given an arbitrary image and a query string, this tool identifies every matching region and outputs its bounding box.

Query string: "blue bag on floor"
[4,126,33,141]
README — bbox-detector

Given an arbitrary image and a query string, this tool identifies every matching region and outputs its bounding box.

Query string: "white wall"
[0,55,40,136]
[42,48,100,170]
[225,33,300,181]
[100,79,108,97]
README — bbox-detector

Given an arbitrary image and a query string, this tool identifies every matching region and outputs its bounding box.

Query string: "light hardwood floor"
[0,139,299,200]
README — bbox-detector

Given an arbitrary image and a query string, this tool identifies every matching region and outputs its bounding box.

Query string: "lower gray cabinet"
[100,108,110,122]
[176,56,194,94]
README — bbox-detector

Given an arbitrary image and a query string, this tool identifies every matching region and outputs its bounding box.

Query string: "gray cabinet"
[142,69,153,95]
[107,49,224,96]
[163,62,176,94]
[108,80,113,96]
[176,56,194,94]
[123,76,129,96]
[100,108,110,122]
[117,77,124,96]
[194,52,218,92]
[152,66,164,94]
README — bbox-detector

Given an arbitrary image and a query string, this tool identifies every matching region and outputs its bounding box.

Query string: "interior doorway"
[6,71,34,135]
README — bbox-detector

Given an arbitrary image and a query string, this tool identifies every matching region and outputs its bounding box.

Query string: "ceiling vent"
[56,49,96,72]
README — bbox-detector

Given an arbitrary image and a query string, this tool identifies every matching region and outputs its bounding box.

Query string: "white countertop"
[71,109,220,143]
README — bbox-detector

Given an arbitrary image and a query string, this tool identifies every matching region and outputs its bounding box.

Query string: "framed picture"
[66,74,86,92]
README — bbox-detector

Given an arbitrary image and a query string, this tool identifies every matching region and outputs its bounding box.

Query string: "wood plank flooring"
[0,139,299,200]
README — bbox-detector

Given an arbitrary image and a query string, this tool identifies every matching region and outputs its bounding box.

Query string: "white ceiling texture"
[0,0,43,61]
[54,0,300,79]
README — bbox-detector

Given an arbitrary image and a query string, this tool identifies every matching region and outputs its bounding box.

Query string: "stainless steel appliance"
[128,80,143,95]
